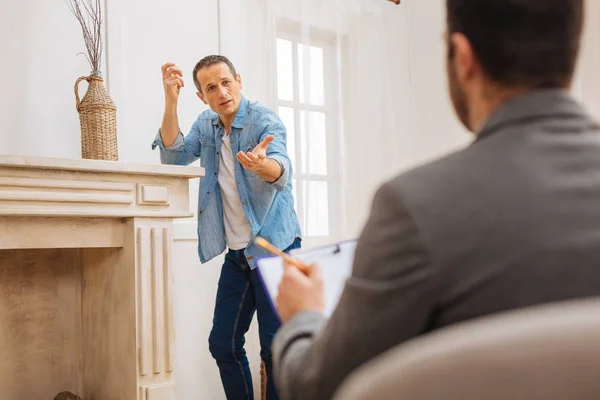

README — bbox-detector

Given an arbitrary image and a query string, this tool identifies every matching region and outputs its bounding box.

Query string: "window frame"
[276,28,341,245]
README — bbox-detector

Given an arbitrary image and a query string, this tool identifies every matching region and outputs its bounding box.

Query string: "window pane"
[310,46,325,105]
[298,43,305,104]
[298,44,325,105]
[300,111,327,175]
[277,39,293,101]
[304,180,329,236]
[278,107,296,170]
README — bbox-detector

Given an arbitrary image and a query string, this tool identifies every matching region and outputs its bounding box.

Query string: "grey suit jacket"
[273,89,600,400]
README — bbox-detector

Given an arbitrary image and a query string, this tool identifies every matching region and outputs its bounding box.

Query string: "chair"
[333,298,600,400]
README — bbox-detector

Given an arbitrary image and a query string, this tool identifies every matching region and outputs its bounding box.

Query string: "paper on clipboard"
[256,239,357,318]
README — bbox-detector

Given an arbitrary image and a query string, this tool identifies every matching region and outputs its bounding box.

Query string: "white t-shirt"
[218,134,253,250]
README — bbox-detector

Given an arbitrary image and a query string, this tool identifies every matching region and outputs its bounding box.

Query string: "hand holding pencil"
[254,236,325,322]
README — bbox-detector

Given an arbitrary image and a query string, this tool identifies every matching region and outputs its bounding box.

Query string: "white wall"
[0,0,101,158]
[575,0,600,120]
[2,0,600,399]
[105,0,219,164]
[341,0,471,237]
[400,0,472,167]
[342,0,600,237]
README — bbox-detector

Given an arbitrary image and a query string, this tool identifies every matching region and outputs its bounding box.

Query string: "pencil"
[254,237,310,273]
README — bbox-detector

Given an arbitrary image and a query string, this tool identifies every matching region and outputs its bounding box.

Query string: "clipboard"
[256,239,357,319]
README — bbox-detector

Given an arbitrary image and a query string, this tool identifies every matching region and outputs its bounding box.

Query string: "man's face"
[196,63,242,119]
[446,40,470,130]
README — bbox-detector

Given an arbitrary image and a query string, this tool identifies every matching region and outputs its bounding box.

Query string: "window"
[276,31,340,243]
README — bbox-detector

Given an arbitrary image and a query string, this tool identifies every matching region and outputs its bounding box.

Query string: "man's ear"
[197,91,208,104]
[451,32,476,83]
[236,74,242,90]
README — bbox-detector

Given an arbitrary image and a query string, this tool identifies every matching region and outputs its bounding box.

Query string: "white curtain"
[221,0,411,243]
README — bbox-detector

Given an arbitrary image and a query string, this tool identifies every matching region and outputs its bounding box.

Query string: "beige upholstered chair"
[334,298,600,400]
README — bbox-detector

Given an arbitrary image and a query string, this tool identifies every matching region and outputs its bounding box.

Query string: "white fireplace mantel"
[0,155,204,400]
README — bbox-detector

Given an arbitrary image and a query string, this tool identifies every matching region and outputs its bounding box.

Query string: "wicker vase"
[74,72,118,160]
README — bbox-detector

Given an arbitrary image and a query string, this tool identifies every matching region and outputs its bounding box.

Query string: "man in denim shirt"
[152,55,302,399]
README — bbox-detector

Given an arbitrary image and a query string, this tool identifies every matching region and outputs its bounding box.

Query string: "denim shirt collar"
[211,96,250,130]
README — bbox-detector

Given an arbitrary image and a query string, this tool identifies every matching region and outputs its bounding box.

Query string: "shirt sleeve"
[151,119,202,166]
[259,111,292,191]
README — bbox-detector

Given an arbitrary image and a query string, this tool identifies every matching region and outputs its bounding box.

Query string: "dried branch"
[65,0,103,73]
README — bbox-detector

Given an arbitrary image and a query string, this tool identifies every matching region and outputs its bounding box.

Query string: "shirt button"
[242,201,247,205]
[250,220,253,224]
[214,172,217,176]
[237,180,241,184]
[202,141,206,145]
[199,211,203,214]
[217,152,220,155]
[207,192,211,195]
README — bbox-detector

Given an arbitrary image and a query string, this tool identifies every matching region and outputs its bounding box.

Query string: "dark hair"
[192,55,238,93]
[446,0,584,88]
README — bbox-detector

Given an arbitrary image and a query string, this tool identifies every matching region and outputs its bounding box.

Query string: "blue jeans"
[209,238,301,399]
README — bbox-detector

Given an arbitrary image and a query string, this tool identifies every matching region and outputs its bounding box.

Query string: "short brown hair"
[447,0,584,88]
[192,55,238,93]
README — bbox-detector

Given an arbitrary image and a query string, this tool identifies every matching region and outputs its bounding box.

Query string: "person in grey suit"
[272,1,600,399]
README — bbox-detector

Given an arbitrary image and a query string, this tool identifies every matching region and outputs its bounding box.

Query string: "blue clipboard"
[256,239,357,320]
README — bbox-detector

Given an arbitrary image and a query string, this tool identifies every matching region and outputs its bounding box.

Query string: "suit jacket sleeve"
[273,181,438,400]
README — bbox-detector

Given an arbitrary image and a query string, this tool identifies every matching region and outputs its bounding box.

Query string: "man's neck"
[219,104,241,135]
[470,86,531,134]
[219,116,233,135]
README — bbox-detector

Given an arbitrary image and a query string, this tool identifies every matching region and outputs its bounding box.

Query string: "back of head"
[447,0,584,89]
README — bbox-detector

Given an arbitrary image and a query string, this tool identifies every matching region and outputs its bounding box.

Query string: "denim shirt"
[152,96,302,268]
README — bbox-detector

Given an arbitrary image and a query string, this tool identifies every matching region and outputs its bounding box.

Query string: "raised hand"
[236,135,275,172]
[161,62,185,104]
